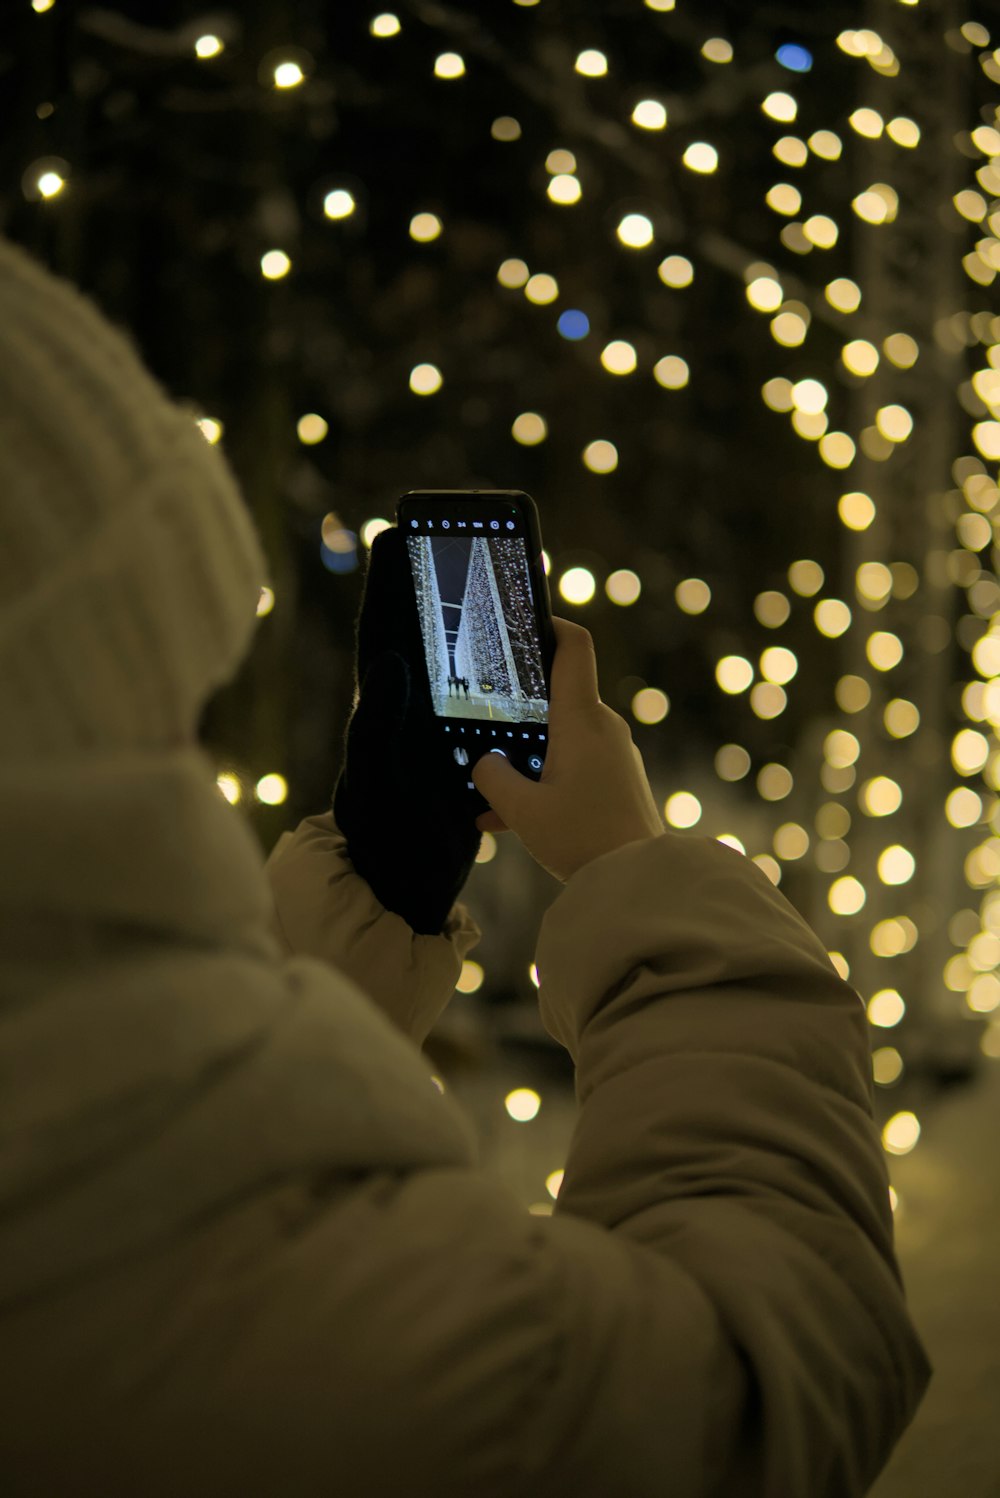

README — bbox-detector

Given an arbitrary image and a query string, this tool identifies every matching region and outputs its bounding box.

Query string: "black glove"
[332,525,484,935]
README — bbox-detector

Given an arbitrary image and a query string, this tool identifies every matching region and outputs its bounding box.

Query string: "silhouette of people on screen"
[461,676,469,700]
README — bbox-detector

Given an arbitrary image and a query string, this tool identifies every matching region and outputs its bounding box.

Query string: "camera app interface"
[404,510,549,780]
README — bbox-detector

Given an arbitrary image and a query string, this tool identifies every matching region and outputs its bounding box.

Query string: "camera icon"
[490,520,500,529]
[442,519,450,528]
[528,755,544,772]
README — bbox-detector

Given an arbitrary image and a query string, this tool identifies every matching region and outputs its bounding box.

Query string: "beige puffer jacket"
[0,746,930,1495]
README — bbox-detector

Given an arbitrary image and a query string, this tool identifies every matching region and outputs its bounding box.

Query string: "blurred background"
[3,1,1000,1489]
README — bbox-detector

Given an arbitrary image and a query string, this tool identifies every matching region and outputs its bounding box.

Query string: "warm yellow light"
[370,13,401,38]
[803,214,838,248]
[830,876,866,915]
[873,1047,904,1085]
[760,646,798,684]
[633,99,668,130]
[632,687,670,724]
[754,590,791,626]
[474,831,497,865]
[946,787,983,828]
[814,599,852,637]
[856,561,892,602]
[261,250,291,279]
[702,37,733,62]
[676,578,711,613]
[683,143,719,173]
[835,675,871,713]
[818,432,856,469]
[788,559,824,596]
[792,410,827,441]
[774,822,809,860]
[545,1169,565,1200]
[954,189,988,223]
[716,744,752,781]
[617,213,654,247]
[952,727,991,774]
[658,254,694,287]
[408,212,443,244]
[297,413,328,445]
[771,311,807,346]
[853,190,889,224]
[665,791,702,828]
[867,631,904,670]
[774,136,808,167]
[850,108,884,138]
[409,363,443,395]
[766,183,802,215]
[274,61,306,88]
[746,276,784,312]
[256,585,275,618]
[808,130,843,160]
[557,567,596,605]
[653,355,690,389]
[601,340,637,374]
[876,404,913,442]
[525,272,559,303]
[511,412,548,446]
[582,439,618,473]
[716,655,754,693]
[791,378,828,414]
[825,729,861,767]
[870,920,908,958]
[195,34,224,59]
[885,698,920,737]
[216,772,241,805]
[758,763,794,800]
[884,332,919,367]
[972,125,1000,156]
[886,116,920,148]
[882,1111,920,1156]
[763,92,797,122]
[456,959,484,993]
[497,257,529,288]
[843,339,880,376]
[750,683,788,719]
[972,633,1000,676]
[324,189,356,219]
[825,277,862,313]
[434,51,465,78]
[868,988,905,1027]
[504,1087,541,1121]
[606,569,642,605]
[972,421,1000,459]
[491,116,522,141]
[575,48,608,76]
[256,773,288,805]
[762,377,794,411]
[861,776,903,816]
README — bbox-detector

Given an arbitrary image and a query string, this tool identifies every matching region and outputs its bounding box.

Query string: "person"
[0,234,929,1496]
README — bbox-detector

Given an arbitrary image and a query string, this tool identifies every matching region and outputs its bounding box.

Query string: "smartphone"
[395,489,556,809]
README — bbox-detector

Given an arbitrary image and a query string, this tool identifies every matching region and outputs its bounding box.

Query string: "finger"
[547,615,602,716]
[475,810,509,834]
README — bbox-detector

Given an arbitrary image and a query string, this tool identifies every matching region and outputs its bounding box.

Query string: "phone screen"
[398,493,552,788]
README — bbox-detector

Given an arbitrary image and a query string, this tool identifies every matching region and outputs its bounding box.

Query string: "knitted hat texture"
[0,234,267,758]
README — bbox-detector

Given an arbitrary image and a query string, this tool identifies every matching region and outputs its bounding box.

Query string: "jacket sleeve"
[264,809,482,1048]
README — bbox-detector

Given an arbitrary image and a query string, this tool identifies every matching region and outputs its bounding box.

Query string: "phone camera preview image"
[405,528,549,780]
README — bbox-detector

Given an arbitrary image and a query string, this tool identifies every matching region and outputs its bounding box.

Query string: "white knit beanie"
[0,234,268,759]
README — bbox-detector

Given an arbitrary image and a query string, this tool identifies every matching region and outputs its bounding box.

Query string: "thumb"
[471,747,526,820]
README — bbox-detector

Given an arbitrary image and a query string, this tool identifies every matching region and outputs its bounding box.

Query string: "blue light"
[320,537,359,574]
[557,309,590,340]
[776,44,812,73]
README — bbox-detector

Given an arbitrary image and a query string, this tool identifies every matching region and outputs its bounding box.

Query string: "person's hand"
[331,526,482,935]
[471,617,665,883]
